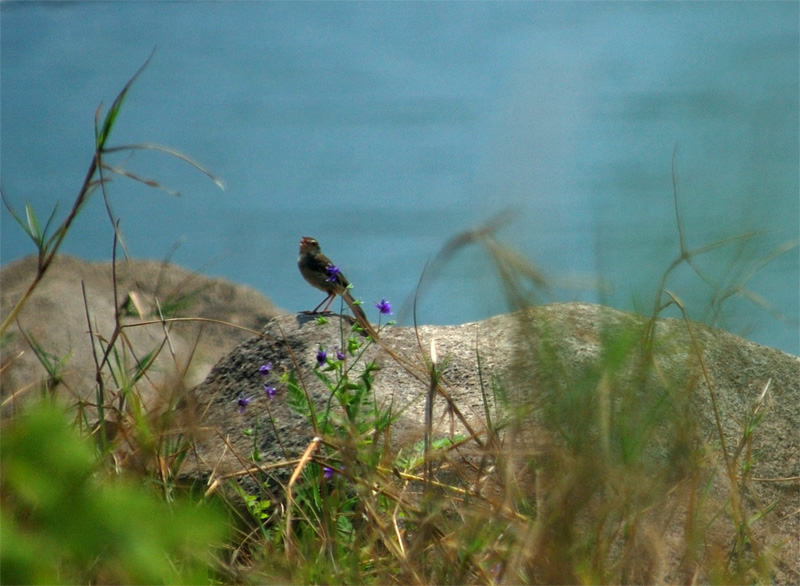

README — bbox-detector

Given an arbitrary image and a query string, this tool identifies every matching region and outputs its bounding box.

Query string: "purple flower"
[325,265,341,283]
[376,298,392,315]
[316,347,327,367]
[332,345,345,361]
[264,385,277,399]
[237,394,251,413]
[259,363,272,375]
[323,465,345,479]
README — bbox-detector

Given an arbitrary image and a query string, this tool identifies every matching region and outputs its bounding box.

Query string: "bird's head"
[299,236,321,255]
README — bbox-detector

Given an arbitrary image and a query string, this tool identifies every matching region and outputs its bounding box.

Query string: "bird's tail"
[341,290,379,339]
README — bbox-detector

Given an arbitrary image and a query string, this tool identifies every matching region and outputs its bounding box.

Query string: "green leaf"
[25,204,42,242]
[1,402,228,585]
[95,49,155,150]
[286,369,312,419]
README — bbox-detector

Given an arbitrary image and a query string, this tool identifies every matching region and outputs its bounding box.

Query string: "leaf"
[25,204,42,242]
[286,369,312,419]
[95,48,155,150]
[103,143,225,191]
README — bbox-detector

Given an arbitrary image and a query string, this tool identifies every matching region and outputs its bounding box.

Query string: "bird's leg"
[321,293,338,312]
[311,293,335,313]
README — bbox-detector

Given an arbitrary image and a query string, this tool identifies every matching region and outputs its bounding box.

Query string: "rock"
[1,255,284,416]
[183,306,799,584]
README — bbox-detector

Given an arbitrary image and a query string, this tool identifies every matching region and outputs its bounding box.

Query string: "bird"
[297,236,378,339]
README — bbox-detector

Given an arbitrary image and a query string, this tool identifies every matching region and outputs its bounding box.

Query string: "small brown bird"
[297,236,378,338]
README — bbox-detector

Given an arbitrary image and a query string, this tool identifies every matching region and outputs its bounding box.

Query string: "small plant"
[0,402,229,584]
[276,308,400,567]
[1,55,234,584]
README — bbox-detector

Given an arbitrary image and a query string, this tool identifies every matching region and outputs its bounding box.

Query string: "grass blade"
[95,48,155,150]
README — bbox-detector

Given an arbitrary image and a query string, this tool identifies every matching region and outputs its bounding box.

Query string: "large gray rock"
[1,255,284,416]
[183,306,799,584]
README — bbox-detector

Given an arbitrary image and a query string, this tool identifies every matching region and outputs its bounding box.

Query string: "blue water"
[2,2,798,355]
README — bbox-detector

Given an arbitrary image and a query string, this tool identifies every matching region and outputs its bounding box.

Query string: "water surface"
[2,2,797,353]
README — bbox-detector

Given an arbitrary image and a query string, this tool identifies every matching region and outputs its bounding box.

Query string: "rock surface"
[184,307,799,584]
[1,255,284,415]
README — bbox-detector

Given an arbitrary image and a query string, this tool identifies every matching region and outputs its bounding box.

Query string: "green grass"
[1,56,792,585]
